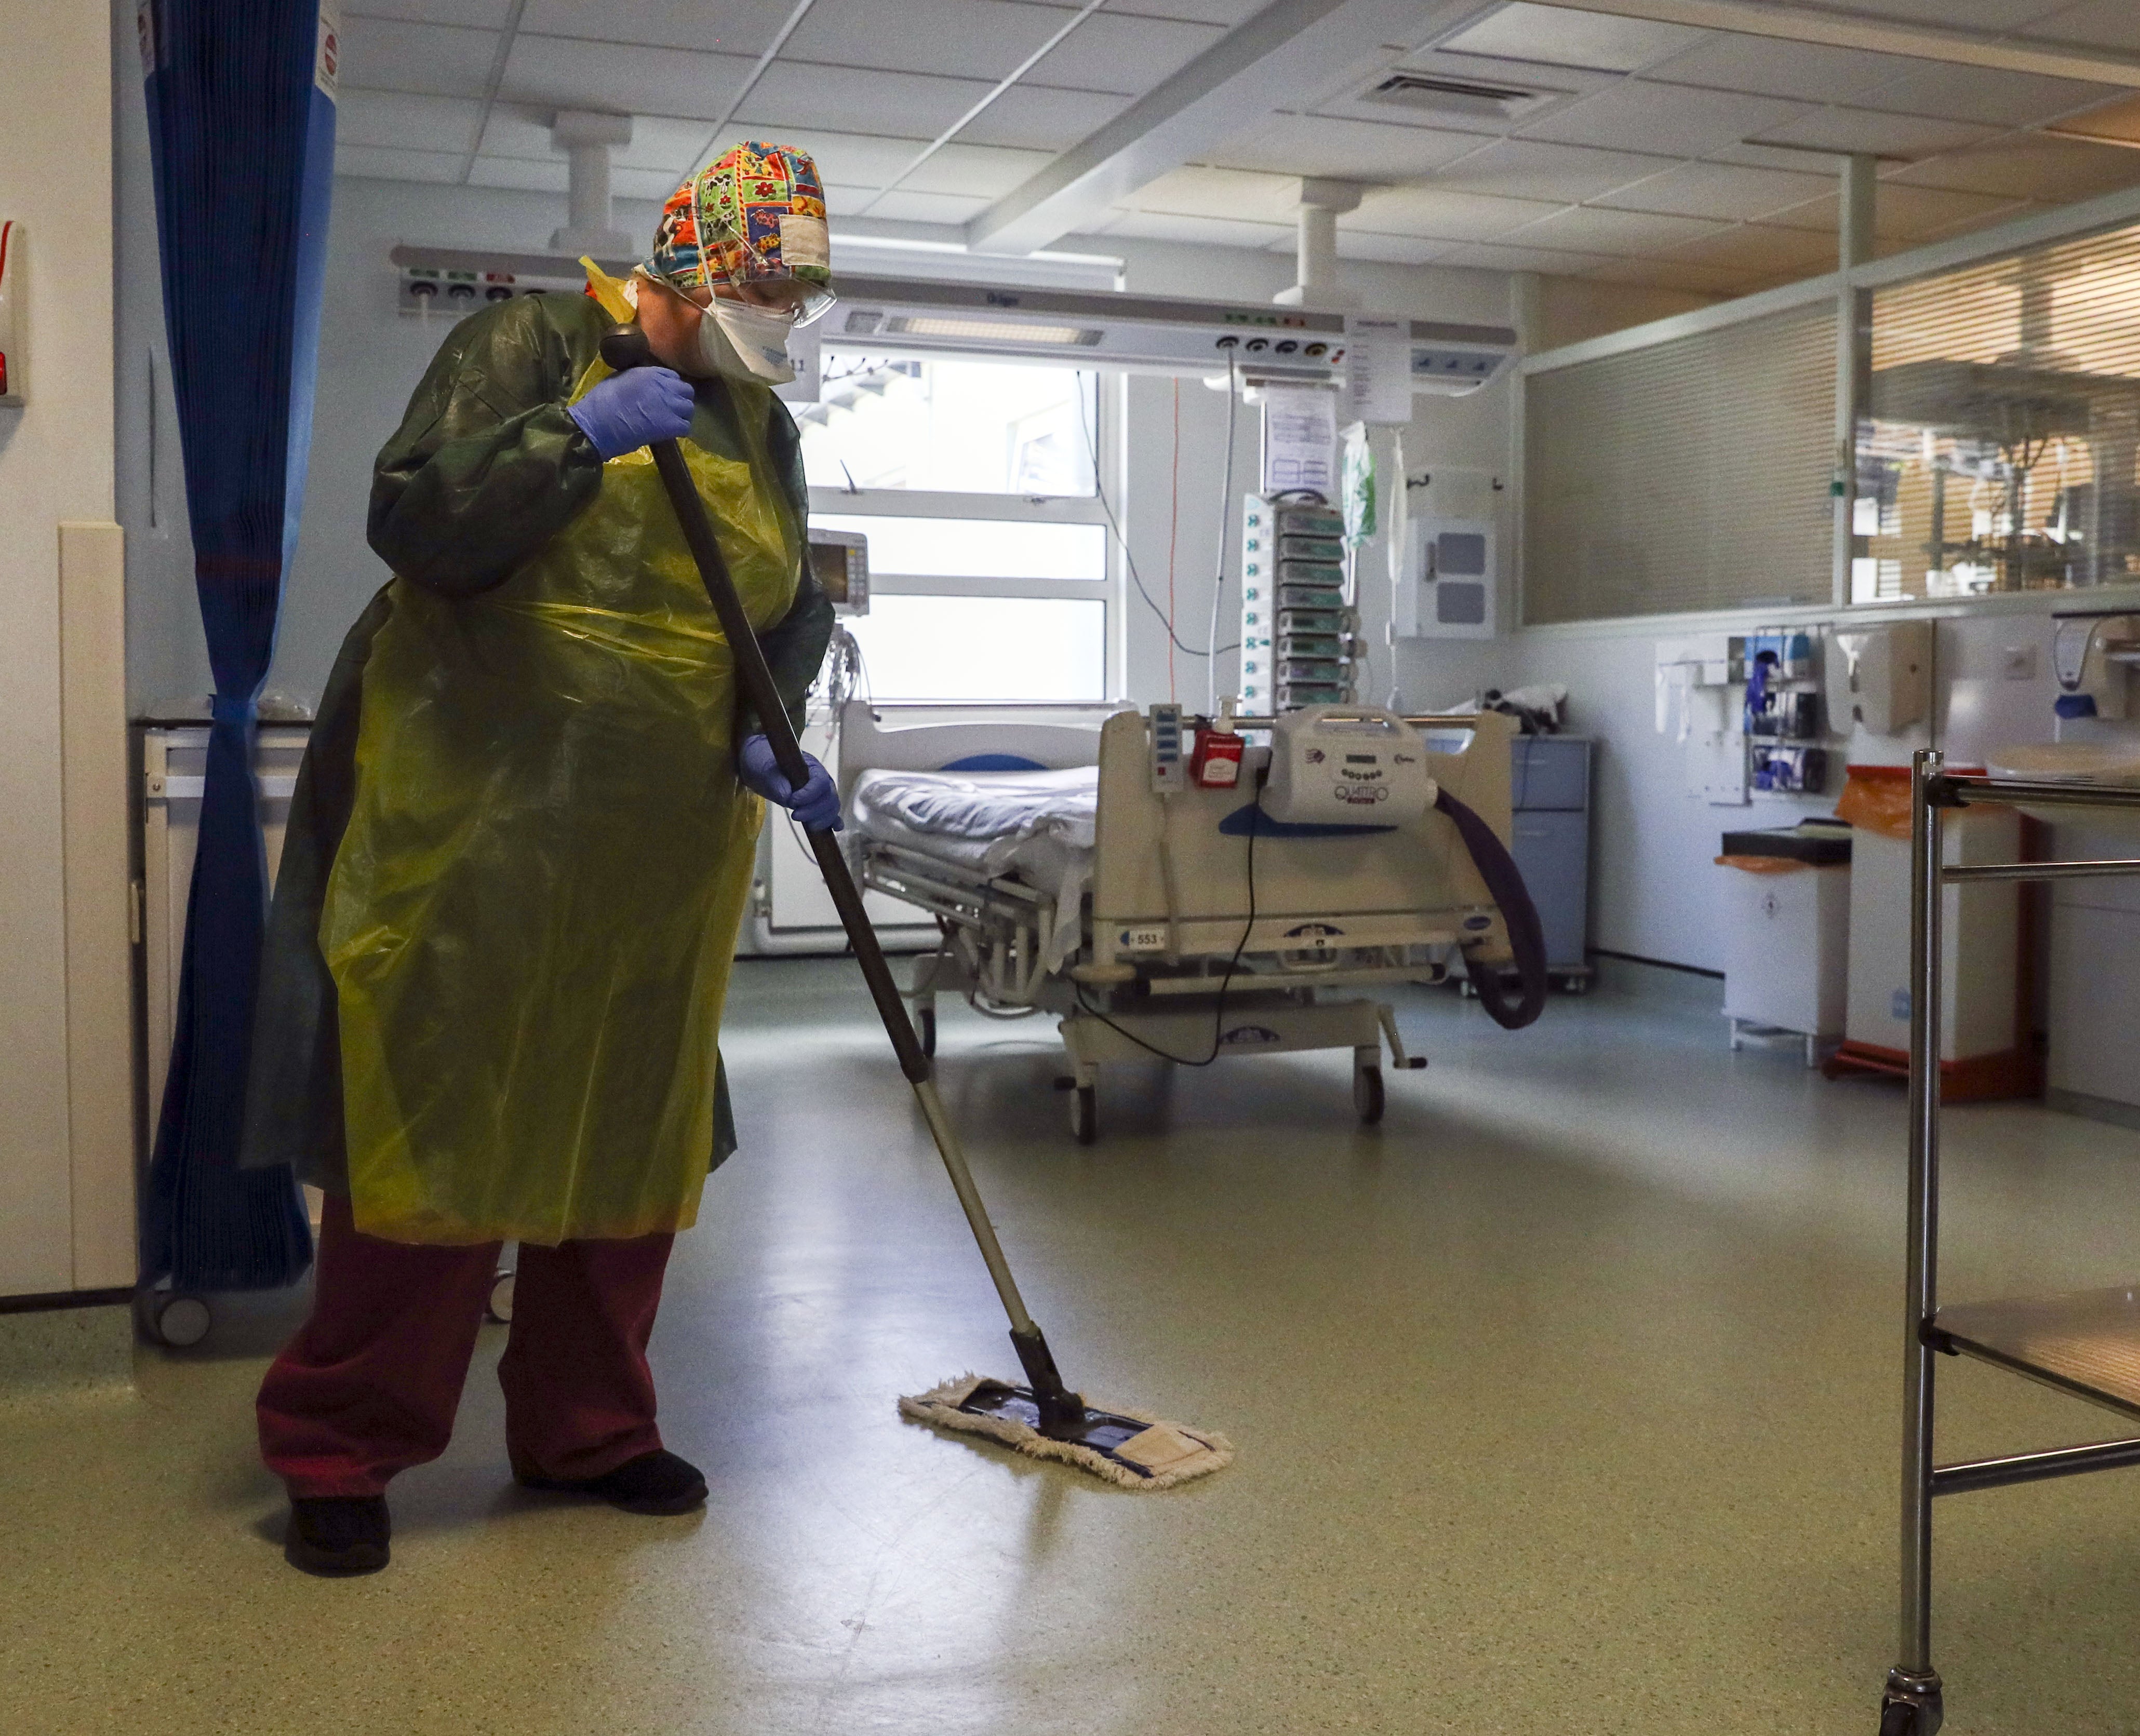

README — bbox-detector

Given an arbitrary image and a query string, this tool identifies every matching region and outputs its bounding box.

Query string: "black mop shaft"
[603,328,1076,1408]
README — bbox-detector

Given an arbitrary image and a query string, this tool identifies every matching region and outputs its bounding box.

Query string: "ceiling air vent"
[1365,71,1559,122]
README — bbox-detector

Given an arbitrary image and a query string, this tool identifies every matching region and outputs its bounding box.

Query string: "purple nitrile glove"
[566,366,696,461]
[738,734,842,831]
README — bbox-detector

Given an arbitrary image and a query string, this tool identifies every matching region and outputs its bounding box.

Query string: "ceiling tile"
[1203,113,1486,180]
[954,82,1132,150]
[1422,137,1678,203]
[1432,239,1625,274]
[477,104,712,174]
[1503,203,1732,253]
[499,34,753,122]
[1762,180,2029,240]
[336,88,485,155]
[1635,35,1915,104]
[346,0,517,26]
[1520,83,1811,157]
[1433,3,1704,73]
[1579,254,1750,293]
[1024,12,1227,97]
[1104,0,1267,21]
[2024,0,2140,51]
[336,141,469,183]
[1121,165,1302,222]
[1593,159,1837,222]
[516,0,799,56]
[898,141,1057,198]
[1093,209,1296,249]
[463,153,674,202]
[1334,231,1462,265]
[731,59,996,136]
[613,165,687,201]
[469,155,565,193]
[1346,185,1562,241]
[835,187,993,224]
[339,15,500,99]
[1748,108,2003,157]
[785,0,1075,84]
[2045,91,2140,146]
[1849,62,2121,128]
[1658,222,1840,277]
[1889,131,2140,199]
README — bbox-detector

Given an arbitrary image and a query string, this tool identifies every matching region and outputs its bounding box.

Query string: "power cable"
[1167,378,1181,701]
[1207,353,1239,713]
[1073,780,1262,1067]
[1077,373,1239,662]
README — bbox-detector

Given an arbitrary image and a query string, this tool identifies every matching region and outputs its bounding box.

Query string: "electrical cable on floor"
[1073,779,1262,1068]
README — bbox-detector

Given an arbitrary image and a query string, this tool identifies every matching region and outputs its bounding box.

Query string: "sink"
[1986,743,2140,837]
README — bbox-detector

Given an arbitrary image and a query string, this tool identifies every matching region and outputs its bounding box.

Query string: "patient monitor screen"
[807,536,867,614]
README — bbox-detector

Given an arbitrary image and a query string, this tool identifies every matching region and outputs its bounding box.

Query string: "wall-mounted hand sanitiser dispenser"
[1830,621,1931,735]
[0,222,21,408]
[2051,612,2139,721]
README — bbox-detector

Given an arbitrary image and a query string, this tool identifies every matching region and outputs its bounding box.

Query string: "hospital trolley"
[1879,749,2140,1735]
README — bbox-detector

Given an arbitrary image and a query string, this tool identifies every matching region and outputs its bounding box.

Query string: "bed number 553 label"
[1119,926,1169,951]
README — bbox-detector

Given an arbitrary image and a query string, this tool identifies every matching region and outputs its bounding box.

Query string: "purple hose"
[1435,787,1549,1030]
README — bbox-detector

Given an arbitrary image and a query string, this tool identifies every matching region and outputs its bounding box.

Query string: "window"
[796,355,1111,701]
[1524,302,1836,625]
[1863,219,2140,600]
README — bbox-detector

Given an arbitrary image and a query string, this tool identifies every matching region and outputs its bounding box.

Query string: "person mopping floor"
[241,144,843,1577]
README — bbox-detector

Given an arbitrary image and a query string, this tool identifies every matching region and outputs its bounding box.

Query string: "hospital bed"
[837,699,1533,1141]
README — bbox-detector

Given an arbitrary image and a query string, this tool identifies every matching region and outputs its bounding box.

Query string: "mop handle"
[599,325,1046,1348]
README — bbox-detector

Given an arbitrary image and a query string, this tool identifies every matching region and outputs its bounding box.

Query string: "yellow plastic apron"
[322,359,800,1245]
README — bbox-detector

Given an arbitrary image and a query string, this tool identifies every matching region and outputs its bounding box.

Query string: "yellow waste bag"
[322,356,800,1245]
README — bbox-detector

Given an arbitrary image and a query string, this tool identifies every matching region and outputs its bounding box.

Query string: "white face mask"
[696,298,798,385]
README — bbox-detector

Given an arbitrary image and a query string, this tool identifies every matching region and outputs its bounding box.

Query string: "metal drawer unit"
[1509,735,1592,992]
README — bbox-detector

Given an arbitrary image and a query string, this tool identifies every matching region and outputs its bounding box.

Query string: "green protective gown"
[240,290,834,1246]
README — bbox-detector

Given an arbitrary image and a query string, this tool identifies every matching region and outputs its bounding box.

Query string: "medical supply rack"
[1879,749,2140,1736]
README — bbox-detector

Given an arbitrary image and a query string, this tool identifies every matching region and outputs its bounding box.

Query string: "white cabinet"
[2048,818,2140,1128]
[1720,863,1850,1062]
[1843,811,2021,1068]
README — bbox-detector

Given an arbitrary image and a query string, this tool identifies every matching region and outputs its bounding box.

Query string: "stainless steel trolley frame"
[1881,749,2140,1735]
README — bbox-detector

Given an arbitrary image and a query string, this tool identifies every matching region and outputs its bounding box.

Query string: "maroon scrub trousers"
[258,1193,676,1499]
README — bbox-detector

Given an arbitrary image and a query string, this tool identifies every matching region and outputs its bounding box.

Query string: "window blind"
[1524,302,1837,624]
[1865,218,2140,600]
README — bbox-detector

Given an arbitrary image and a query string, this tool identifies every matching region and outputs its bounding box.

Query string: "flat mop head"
[900,1374,1234,1490]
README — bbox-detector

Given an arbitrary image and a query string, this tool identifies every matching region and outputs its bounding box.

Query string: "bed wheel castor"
[1069,1083,1097,1144]
[486,1271,516,1325]
[916,1004,936,1059]
[1879,1693,1941,1736]
[145,1293,212,1348]
[1353,1065,1385,1125]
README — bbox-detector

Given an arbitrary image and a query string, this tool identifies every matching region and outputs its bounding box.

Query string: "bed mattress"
[851,765,1098,966]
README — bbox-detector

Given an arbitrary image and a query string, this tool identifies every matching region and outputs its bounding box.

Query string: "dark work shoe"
[519,1448,707,1515]
[284,1495,391,1577]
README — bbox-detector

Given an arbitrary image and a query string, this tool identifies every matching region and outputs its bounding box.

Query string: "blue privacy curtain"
[140,1,336,1289]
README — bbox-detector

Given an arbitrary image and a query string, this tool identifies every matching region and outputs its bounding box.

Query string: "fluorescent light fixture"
[883,315,1104,346]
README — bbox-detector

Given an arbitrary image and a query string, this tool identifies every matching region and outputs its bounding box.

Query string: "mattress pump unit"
[1238,497,1357,715]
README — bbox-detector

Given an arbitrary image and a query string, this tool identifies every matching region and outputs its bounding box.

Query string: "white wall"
[1511,599,2137,973]
[0,0,117,1296]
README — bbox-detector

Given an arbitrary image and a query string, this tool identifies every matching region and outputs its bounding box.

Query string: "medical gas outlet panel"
[1239,497,1358,715]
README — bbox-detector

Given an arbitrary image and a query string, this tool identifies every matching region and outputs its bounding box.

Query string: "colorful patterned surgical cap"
[647,142,832,304]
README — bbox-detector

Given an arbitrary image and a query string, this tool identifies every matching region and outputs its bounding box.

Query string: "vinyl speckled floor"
[10,959,2140,1735]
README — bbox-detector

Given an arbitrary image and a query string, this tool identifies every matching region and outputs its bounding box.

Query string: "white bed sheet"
[851,766,1097,968]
